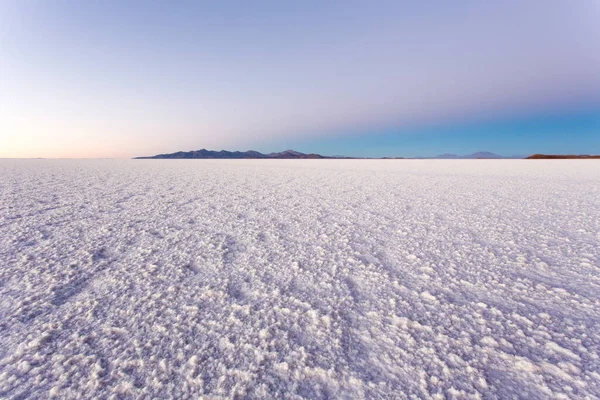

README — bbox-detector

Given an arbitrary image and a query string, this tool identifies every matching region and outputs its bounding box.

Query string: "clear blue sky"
[1,1,599,158]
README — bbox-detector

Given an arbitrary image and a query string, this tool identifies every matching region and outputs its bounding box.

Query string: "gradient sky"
[1,1,599,158]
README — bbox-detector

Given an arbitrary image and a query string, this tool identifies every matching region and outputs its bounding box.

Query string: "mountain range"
[135,149,524,159]
[135,149,331,159]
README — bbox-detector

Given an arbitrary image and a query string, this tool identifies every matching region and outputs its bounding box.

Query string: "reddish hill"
[527,154,600,159]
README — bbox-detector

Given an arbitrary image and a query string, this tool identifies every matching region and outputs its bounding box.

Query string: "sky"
[1,1,599,158]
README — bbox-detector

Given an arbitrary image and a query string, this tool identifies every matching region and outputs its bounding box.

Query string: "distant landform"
[526,154,600,159]
[135,149,334,159]
[135,149,525,160]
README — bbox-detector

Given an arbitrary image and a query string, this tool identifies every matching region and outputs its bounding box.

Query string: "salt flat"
[1,159,599,399]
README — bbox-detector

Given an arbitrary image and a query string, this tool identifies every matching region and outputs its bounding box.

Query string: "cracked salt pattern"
[1,159,599,399]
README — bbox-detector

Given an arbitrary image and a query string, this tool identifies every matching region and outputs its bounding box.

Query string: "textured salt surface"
[1,159,599,399]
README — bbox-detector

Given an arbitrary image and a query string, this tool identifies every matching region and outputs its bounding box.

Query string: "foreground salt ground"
[1,160,599,399]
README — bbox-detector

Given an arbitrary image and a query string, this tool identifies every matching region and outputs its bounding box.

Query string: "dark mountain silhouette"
[135,149,332,159]
[526,154,600,159]
[265,150,328,159]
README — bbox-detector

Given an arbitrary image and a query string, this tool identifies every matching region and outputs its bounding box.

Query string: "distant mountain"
[435,153,460,159]
[468,151,502,159]
[432,152,523,159]
[135,149,333,159]
[265,150,328,159]
[526,154,600,159]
